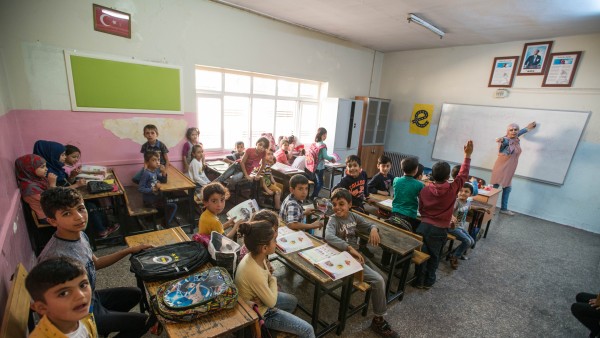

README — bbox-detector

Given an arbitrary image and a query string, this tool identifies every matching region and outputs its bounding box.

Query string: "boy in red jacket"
[416,140,473,289]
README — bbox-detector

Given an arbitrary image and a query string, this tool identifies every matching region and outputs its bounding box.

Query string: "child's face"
[193,147,204,161]
[321,133,328,141]
[59,152,67,163]
[47,199,87,238]
[205,192,226,215]
[144,128,158,143]
[33,274,92,329]
[236,144,245,154]
[346,161,361,178]
[35,163,48,178]
[146,156,160,170]
[290,184,309,201]
[457,187,472,201]
[265,233,278,255]
[65,152,80,166]
[331,197,351,218]
[265,150,274,163]
[255,141,266,153]
[190,130,200,143]
[378,162,391,176]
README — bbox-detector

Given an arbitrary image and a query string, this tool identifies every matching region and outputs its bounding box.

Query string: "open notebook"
[298,244,363,281]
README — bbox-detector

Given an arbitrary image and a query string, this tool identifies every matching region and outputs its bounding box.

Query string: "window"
[195,66,325,150]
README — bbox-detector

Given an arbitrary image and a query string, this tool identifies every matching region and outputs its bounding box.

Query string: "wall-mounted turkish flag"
[93,4,131,38]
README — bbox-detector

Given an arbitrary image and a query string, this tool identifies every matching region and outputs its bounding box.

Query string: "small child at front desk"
[26,257,98,338]
[133,124,170,184]
[235,220,315,338]
[324,188,399,338]
[138,150,178,228]
[198,182,242,239]
[187,144,210,188]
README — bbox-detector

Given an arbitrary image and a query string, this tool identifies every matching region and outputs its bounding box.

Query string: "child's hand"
[159,165,166,174]
[76,178,86,188]
[266,260,275,274]
[129,244,154,254]
[368,228,380,247]
[451,215,458,224]
[48,173,57,185]
[348,247,365,264]
[311,220,323,229]
[254,175,262,181]
[464,140,474,157]
[266,189,274,196]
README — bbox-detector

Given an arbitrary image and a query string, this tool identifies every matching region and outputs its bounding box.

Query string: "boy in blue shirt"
[38,187,152,338]
[368,155,394,196]
[138,151,177,227]
[133,124,170,183]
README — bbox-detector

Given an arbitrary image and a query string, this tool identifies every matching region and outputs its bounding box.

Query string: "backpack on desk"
[130,241,210,281]
[151,266,238,322]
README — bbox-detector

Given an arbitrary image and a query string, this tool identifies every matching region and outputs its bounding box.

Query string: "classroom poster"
[409,104,433,136]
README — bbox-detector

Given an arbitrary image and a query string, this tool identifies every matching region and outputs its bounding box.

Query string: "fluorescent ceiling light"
[407,13,445,39]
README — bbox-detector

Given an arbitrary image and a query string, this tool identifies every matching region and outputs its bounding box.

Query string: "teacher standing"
[490,121,536,215]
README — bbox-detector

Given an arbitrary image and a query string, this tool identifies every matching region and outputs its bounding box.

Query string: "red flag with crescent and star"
[93,4,131,38]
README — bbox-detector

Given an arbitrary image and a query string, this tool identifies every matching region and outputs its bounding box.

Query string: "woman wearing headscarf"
[490,121,536,215]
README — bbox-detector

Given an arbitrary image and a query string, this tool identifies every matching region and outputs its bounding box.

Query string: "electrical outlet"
[494,89,509,98]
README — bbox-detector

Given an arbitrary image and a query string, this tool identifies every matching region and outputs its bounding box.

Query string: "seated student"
[182,127,201,173]
[274,138,292,165]
[138,151,178,228]
[187,144,211,188]
[368,155,394,196]
[26,257,98,338]
[324,188,399,338]
[133,124,170,184]
[239,209,280,262]
[37,187,152,338]
[448,183,490,269]
[416,140,473,289]
[414,163,425,180]
[257,148,283,210]
[63,144,82,178]
[333,155,376,258]
[279,174,322,231]
[235,220,315,338]
[571,292,600,337]
[451,164,479,195]
[198,182,242,238]
[390,157,424,233]
[216,137,269,187]
[223,141,245,165]
[15,154,57,223]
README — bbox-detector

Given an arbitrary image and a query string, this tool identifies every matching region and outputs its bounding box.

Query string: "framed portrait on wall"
[542,51,582,87]
[488,56,519,87]
[93,4,131,39]
[517,41,553,75]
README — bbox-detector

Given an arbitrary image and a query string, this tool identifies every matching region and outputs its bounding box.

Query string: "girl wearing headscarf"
[15,154,57,221]
[490,121,536,215]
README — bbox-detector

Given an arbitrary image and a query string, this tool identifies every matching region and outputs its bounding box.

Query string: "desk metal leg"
[384,253,398,303]
[394,253,412,302]
[336,276,353,335]
[311,283,321,330]
[483,220,491,238]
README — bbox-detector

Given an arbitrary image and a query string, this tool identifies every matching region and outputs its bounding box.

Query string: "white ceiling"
[213,0,600,52]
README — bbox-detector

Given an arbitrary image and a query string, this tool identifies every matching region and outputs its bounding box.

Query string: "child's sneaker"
[371,316,399,338]
[450,256,459,270]
[460,255,469,260]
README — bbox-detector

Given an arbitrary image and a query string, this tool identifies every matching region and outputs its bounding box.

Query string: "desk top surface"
[161,166,196,192]
[78,169,124,200]
[205,160,230,174]
[125,227,258,337]
[352,211,421,256]
[271,162,305,176]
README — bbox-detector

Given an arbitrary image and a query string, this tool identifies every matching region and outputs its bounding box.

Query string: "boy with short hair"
[139,150,178,227]
[368,155,394,196]
[333,155,375,257]
[279,174,323,231]
[132,124,170,184]
[26,257,98,338]
[391,157,424,233]
[451,164,479,196]
[224,141,245,164]
[324,188,398,338]
[38,187,153,338]
[416,140,473,289]
[216,138,269,187]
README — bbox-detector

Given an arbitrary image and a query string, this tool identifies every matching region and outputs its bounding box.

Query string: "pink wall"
[14,109,198,185]
[0,111,35,322]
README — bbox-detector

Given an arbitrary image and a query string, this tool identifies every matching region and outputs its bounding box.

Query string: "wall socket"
[494,89,509,98]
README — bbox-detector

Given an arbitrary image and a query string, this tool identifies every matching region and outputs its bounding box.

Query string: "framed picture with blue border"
[542,51,582,87]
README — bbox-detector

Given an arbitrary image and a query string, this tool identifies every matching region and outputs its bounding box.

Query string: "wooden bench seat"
[123,186,158,217]
[0,264,32,338]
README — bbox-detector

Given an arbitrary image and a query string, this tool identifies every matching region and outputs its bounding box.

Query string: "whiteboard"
[432,103,589,185]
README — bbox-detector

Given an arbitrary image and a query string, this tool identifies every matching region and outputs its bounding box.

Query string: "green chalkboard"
[65,52,182,114]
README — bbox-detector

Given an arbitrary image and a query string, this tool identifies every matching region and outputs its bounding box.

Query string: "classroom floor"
[95,210,600,337]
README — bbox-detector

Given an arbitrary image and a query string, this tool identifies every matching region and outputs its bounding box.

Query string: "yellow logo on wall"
[409,104,433,136]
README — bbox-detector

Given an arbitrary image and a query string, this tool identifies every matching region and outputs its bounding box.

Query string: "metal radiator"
[383,151,412,177]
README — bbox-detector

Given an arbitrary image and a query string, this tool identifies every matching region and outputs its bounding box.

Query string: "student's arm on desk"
[355,214,380,246]
[93,244,152,270]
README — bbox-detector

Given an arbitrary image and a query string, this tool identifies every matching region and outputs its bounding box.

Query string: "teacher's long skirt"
[490,145,522,187]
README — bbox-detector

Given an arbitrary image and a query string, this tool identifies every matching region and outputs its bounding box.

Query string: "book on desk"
[298,245,363,281]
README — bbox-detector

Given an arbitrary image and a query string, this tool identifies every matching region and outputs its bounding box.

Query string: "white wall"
[380,33,600,233]
[0,0,379,112]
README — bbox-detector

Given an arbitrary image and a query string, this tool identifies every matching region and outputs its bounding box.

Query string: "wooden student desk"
[161,166,197,231]
[322,162,346,196]
[125,228,260,338]
[473,187,501,237]
[272,231,360,337]
[351,211,421,303]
